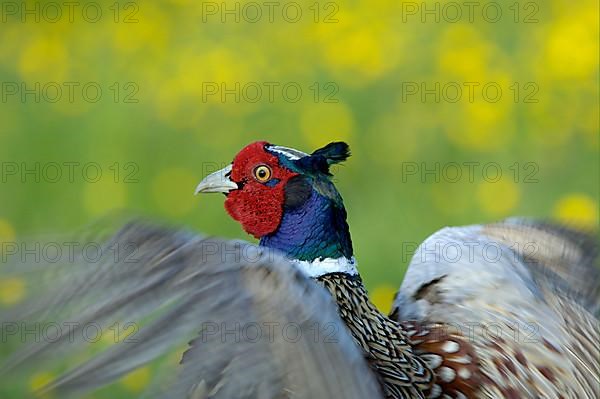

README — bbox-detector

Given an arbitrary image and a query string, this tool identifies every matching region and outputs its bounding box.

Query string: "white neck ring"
[291,256,358,278]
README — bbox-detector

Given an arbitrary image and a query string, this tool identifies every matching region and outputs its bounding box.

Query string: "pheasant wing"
[0,220,383,399]
[392,219,600,398]
[481,218,600,314]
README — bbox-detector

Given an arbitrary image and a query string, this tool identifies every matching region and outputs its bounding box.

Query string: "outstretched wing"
[392,218,600,398]
[481,218,600,315]
[0,221,383,399]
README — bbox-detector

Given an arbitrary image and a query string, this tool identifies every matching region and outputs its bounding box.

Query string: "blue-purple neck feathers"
[259,187,353,262]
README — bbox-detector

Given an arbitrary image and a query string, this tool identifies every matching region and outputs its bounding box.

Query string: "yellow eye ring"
[253,165,272,182]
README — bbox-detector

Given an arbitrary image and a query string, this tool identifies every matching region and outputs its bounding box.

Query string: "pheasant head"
[195,141,355,275]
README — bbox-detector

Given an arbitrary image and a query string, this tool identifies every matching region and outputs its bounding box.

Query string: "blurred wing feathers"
[1,221,382,399]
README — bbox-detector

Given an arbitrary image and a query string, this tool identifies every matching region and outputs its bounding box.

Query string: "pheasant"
[1,141,598,399]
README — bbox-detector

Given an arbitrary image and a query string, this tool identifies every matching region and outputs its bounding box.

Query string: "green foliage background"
[0,0,598,397]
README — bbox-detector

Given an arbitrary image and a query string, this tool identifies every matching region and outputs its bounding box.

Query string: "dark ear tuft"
[293,142,350,175]
[311,142,351,165]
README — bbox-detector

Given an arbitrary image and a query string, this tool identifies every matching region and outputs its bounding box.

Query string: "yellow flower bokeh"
[544,8,599,79]
[0,277,26,305]
[112,4,169,54]
[553,194,599,228]
[437,25,495,82]
[29,371,55,396]
[371,284,397,313]
[0,219,16,243]
[120,367,151,393]
[19,36,69,82]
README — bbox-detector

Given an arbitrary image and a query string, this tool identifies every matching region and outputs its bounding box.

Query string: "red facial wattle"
[224,141,298,238]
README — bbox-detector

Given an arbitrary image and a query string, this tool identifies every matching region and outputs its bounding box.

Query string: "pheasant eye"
[253,165,272,182]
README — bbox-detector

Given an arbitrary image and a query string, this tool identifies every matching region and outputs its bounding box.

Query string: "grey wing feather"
[482,218,600,315]
[392,218,600,398]
[393,218,600,321]
[0,221,383,399]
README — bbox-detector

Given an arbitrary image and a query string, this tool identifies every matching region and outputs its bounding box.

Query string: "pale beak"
[194,164,239,195]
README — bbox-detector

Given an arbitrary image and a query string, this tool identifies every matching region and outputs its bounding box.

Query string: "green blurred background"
[0,0,598,396]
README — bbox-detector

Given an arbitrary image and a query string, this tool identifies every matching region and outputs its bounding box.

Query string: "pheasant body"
[393,222,600,398]
[317,273,432,398]
[1,141,598,399]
